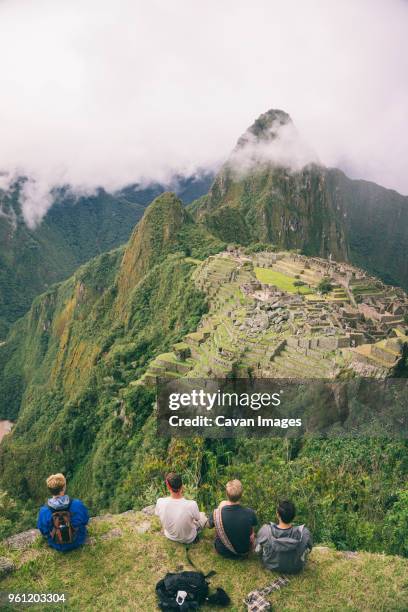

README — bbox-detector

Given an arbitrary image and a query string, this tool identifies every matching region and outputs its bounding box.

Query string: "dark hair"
[277,500,296,523]
[166,472,182,492]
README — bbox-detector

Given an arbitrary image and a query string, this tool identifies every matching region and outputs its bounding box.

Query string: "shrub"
[244,243,277,254]
[317,278,333,294]
[382,489,408,557]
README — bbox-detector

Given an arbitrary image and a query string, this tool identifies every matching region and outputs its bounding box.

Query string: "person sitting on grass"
[208,479,258,559]
[155,472,208,544]
[255,499,313,574]
[37,473,89,552]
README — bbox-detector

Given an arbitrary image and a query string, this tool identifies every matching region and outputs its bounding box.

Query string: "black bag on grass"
[156,571,230,610]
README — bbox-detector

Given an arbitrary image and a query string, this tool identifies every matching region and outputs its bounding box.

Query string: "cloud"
[0,0,407,225]
[19,178,56,229]
[229,112,319,177]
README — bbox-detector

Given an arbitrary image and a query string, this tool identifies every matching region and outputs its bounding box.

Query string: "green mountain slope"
[1,511,407,611]
[0,193,223,500]
[0,175,214,338]
[0,196,407,558]
[191,109,408,289]
[0,187,143,339]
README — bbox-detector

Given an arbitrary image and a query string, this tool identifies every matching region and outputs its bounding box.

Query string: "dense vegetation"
[0,186,144,338]
[0,176,213,338]
[0,192,407,562]
[0,194,222,506]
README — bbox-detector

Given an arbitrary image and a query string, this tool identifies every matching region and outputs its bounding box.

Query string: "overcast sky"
[0,0,407,226]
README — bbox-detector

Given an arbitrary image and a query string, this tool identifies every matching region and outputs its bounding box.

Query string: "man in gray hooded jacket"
[255,500,312,574]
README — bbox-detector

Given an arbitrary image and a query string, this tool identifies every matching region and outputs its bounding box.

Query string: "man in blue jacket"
[37,473,89,552]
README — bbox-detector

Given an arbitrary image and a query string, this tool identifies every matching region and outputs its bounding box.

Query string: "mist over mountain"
[1,0,408,229]
[192,109,408,290]
[0,173,213,337]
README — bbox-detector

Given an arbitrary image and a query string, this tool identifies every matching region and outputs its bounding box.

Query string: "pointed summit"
[116,192,188,301]
[228,108,315,174]
[236,108,293,149]
[191,107,408,288]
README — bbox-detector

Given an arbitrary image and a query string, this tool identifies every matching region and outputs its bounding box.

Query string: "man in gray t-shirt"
[155,472,207,544]
[256,500,312,574]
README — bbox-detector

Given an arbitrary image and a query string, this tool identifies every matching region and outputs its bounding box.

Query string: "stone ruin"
[140,250,408,386]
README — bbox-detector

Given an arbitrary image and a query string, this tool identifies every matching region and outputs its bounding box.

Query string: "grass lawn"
[1,512,407,611]
[255,268,313,295]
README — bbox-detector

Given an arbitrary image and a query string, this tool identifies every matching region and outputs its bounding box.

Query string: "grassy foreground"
[1,512,407,611]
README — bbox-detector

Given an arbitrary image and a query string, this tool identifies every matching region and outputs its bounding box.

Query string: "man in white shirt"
[155,472,208,544]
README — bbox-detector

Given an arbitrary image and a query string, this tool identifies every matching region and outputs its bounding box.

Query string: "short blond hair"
[226,479,243,502]
[46,473,66,495]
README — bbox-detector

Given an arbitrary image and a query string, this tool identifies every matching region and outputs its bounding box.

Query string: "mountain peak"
[236,108,293,149]
[142,191,186,221]
[115,193,188,307]
[227,107,316,175]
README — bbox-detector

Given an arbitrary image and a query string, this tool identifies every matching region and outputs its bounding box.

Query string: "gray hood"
[269,524,305,551]
[48,495,70,510]
[256,522,312,573]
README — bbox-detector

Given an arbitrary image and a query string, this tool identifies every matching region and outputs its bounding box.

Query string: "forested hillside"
[0,193,222,504]
[0,174,213,338]
[0,193,407,560]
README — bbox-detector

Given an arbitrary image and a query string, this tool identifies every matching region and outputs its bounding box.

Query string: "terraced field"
[351,280,384,301]
[137,253,362,384]
[135,251,407,387]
